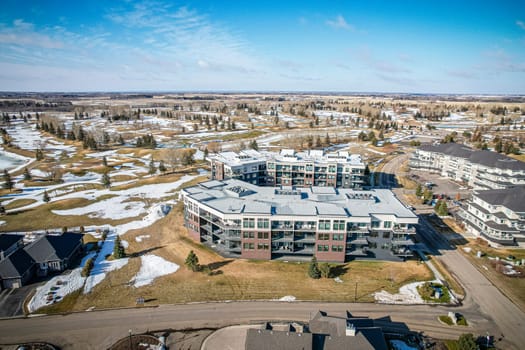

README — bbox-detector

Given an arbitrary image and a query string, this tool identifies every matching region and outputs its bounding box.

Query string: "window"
[257,219,269,229]
[243,232,255,238]
[333,220,345,231]
[317,245,329,252]
[268,163,274,169]
[371,221,380,228]
[332,234,344,241]
[257,243,269,250]
[257,232,269,239]
[331,245,344,252]
[384,221,392,228]
[382,232,390,239]
[243,218,255,228]
[318,220,331,230]
[242,243,255,250]
[318,233,330,240]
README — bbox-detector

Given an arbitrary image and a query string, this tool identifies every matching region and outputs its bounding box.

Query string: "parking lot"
[409,170,471,201]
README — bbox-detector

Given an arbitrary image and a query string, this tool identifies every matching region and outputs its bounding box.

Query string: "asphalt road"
[380,154,525,350]
[0,301,496,350]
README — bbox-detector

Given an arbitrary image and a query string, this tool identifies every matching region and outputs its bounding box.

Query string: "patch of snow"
[83,234,129,294]
[62,172,101,183]
[135,234,151,242]
[121,240,129,249]
[28,252,96,313]
[373,281,428,304]
[30,169,49,178]
[279,295,296,302]
[334,277,343,283]
[131,254,179,288]
[0,220,5,226]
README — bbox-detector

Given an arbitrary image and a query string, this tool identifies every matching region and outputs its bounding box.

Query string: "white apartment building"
[462,186,525,246]
[208,149,367,189]
[410,143,525,190]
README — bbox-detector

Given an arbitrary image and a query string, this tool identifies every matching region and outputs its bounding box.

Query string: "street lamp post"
[129,329,132,350]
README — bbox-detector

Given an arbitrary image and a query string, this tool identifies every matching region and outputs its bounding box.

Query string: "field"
[37,204,433,313]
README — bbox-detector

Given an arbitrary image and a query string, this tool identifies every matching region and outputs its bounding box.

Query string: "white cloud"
[0,19,63,49]
[517,20,525,30]
[326,15,354,31]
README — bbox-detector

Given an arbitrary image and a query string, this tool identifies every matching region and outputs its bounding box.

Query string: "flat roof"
[208,149,365,167]
[182,179,417,220]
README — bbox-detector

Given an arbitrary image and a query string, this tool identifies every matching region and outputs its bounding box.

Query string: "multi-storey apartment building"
[181,179,417,262]
[208,149,269,185]
[461,186,525,246]
[410,143,525,190]
[208,149,367,188]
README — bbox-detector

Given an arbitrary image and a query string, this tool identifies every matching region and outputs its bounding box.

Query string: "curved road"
[379,153,525,350]
[0,301,495,350]
[0,152,523,349]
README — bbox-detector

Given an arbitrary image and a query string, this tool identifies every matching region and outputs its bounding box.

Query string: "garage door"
[3,279,20,289]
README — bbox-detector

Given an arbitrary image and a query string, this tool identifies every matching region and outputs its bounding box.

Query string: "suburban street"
[379,153,525,350]
[0,301,496,349]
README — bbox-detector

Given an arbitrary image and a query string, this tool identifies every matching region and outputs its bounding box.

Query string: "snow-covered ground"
[278,295,296,302]
[373,281,427,304]
[28,252,96,313]
[130,254,179,288]
[135,234,150,242]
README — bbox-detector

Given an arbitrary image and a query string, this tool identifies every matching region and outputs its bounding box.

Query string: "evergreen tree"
[415,183,423,197]
[148,158,156,175]
[2,169,13,190]
[35,148,44,161]
[158,160,167,173]
[113,235,125,259]
[102,156,108,167]
[102,172,111,188]
[308,256,321,279]
[23,167,32,181]
[457,333,477,350]
[43,190,50,203]
[185,250,199,272]
[249,140,259,151]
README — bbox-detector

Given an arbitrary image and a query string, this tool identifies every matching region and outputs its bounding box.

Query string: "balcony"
[294,234,316,243]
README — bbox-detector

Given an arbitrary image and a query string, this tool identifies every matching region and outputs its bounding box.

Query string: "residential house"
[24,232,84,276]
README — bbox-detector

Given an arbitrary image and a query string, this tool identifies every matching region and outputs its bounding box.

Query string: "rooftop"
[0,234,23,253]
[208,149,365,167]
[475,186,525,213]
[419,143,525,171]
[183,179,417,219]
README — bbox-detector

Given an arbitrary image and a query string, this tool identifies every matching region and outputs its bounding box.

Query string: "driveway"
[0,284,35,318]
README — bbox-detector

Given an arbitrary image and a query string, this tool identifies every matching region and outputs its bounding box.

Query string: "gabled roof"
[419,143,525,171]
[0,234,23,253]
[24,233,82,263]
[0,248,34,279]
[475,186,525,213]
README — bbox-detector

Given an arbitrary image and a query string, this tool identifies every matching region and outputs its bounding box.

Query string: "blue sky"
[0,0,524,93]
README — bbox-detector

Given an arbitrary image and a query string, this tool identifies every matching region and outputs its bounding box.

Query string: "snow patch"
[131,254,179,288]
[135,234,151,242]
[279,295,296,302]
[28,252,96,313]
[373,281,427,304]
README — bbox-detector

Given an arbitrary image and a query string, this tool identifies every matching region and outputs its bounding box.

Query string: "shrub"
[439,315,454,325]
[81,257,94,277]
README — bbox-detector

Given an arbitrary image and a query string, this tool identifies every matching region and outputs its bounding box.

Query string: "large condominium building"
[461,186,525,246]
[208,149,269,185]
[208,149,367,189]
[410,143,525,190]
[181,179,417,262]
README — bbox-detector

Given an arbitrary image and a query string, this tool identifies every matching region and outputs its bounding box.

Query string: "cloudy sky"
[1,0,524,93]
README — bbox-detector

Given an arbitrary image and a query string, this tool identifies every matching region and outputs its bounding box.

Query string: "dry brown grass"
[58,205,432,312]
[461,239,525,311]
[4,198,37,210]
